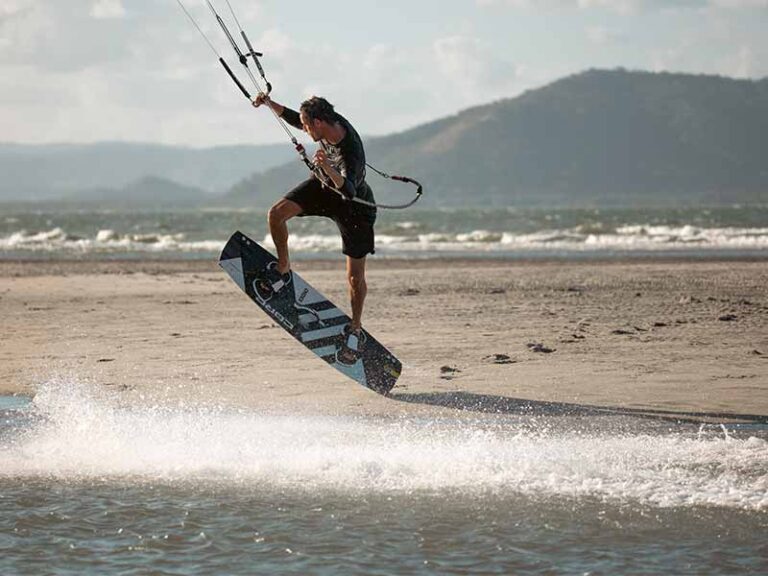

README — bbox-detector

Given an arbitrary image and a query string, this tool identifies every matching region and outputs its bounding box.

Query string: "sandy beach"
[1,258,766,423]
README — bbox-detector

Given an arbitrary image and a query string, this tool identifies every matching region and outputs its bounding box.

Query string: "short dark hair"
[300,96,337,123]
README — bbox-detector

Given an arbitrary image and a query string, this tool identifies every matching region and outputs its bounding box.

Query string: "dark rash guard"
[281,106,376,214]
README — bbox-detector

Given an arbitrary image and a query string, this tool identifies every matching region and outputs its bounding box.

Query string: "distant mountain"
[60,176,209,208]
[0,142,294,202]
[226,69,768,208]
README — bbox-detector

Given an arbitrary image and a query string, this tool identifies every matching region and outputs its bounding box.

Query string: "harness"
[174,0,423,209]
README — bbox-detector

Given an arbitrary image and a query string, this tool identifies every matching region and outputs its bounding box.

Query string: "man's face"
[300,111,322,141]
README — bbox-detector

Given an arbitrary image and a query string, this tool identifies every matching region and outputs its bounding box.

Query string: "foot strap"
[270,277,288,292]
[264,263,290,293]
[346,330,360,352]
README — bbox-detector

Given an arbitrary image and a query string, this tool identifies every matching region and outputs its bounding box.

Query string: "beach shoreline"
[2,253,768,276]
[2,258,766,423]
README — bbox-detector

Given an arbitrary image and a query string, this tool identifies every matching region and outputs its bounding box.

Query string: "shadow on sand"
[390,391,768,425]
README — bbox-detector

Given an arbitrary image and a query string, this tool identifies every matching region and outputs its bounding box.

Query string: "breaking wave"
[2,224,767,257]
[0,227,222,254]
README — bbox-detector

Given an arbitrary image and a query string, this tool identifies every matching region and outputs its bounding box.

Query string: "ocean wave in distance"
[1,224,767,256]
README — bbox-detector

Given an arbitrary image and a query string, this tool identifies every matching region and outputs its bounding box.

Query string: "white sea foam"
[1,379,766,510]
[394,221,419,230]
[0,228,223,254]
[2,224,767,256]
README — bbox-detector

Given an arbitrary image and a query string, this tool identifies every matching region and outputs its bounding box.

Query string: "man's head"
[299,96,337,141]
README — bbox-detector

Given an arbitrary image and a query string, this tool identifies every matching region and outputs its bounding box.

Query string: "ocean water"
[1,206,767,260]
[1,382,767,574]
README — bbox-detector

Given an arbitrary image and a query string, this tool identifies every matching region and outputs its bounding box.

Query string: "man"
[252,93,377,364]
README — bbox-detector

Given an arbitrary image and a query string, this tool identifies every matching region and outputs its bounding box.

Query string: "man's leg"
[346,255,367,332]
[267,198,302,274]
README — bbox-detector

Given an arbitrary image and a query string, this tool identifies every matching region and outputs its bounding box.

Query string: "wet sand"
[1,258,766,423]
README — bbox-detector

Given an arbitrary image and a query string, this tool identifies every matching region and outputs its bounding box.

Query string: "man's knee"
[268,200,300,226]
[347,271,366,292]
[267,204,287,227]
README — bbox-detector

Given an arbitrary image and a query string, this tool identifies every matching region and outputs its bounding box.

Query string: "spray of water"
[1,378,766,510]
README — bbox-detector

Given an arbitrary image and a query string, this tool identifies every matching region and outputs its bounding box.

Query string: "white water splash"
[1,379,767,510]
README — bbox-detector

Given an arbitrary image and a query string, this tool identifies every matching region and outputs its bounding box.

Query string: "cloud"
[90,0,126,19]
[734,45,755,77]
[577,0,638,12]
[225,31,523,137]
[0,0,34,19]
[0,2,135,71]
[576,0,704,12]
[586,25,624,44]
[433,35,519,89]
[475,0,664,10]
[476,0,768,11]
[2,0,766,146]
[710,0,768,6]
[0,0,258,144]
[475,0,532,5]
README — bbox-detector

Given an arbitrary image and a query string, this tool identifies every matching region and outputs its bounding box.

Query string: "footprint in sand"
[527,342,555,353]
[440,365,462,379]
[483,354,517,364]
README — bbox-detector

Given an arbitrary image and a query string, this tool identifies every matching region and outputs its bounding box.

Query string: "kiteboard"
[218,231,402,394]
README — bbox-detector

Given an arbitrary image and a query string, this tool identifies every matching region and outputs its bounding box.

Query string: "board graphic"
[218,231,401,394]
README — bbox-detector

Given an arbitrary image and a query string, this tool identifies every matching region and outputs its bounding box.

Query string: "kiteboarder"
[252,94,376,363]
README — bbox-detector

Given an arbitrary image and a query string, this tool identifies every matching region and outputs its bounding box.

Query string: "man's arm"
[251,94,302,130]
[313,148,359,200]
[313,149,347,193]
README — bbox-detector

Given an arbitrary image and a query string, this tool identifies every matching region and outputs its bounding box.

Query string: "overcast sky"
[1,0,767,147]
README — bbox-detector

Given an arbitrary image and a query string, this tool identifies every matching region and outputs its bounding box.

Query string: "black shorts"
[284,178,376,259]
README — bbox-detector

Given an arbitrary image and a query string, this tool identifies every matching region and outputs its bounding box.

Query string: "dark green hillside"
[227,69,768,208]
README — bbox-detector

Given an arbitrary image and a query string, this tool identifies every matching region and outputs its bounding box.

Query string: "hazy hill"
[226,69,768,208]
[60,176,210,208]
[0,142,294,202]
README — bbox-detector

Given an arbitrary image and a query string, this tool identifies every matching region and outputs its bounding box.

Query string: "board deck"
[218,231,401,394]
